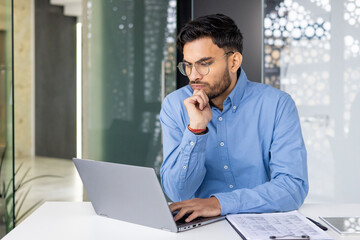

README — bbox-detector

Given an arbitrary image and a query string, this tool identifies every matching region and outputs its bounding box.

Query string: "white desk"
[3,202,360,240]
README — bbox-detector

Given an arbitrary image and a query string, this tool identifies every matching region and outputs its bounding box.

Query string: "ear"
[229,52,242,74]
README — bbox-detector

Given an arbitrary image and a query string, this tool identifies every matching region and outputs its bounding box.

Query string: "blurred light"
[316,28,324,37]
[264,17,272,28]
[345,35,354,46]
[292,28,302,39]
[305,26,315,37]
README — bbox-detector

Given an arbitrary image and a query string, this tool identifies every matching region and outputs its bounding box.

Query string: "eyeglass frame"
[177,51,235,77]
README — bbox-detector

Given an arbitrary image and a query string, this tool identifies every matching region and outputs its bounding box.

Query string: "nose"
[188,65,202,82]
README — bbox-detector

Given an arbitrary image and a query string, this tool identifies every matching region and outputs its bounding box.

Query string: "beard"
[190,68,232,100]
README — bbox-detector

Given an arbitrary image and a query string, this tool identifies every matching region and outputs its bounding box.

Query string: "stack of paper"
[226,211,333,240]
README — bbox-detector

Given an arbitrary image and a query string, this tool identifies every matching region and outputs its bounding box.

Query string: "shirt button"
[183,166,187,170]
[224,165,228,170]
[220,142,224,147]
[233,105,237,110]
[218,117,223,121]
[229,185,234,189]
[190,141,195,146]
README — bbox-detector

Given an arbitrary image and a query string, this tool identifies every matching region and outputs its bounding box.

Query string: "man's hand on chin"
[169,197,221,223]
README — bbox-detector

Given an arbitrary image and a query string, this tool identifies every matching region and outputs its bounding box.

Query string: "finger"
[193,89,200,95]
[169,198,195,212]
[196,89,209,104]
[194,95,207,110]
[192,90,208,110]
[169,202,183,212]
[185,211,201,223]
[186,95,207,110]
[174,208,192,222]
[174,198,197,207]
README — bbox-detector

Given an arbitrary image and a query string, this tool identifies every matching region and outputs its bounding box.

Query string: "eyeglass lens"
[178,62,209,76]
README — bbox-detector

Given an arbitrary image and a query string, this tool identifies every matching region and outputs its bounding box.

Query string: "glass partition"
[82,0,177,174]
[264,0,360,203]
[0,0,15,236]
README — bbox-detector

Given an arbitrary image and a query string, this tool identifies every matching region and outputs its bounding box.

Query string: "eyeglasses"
[177,51,234,77]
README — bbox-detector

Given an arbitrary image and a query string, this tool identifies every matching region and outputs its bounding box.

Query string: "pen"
[269,235,310,240]
[306,217,328,231]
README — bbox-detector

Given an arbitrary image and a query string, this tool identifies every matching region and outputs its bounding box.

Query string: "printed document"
[226,210,333,240]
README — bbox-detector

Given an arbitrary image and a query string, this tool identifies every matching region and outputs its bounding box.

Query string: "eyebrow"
[183,56,213,64]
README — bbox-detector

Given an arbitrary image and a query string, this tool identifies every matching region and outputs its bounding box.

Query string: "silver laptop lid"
[73,158,178,232]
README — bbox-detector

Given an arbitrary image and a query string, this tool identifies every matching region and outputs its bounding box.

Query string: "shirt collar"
[227,67,248,112]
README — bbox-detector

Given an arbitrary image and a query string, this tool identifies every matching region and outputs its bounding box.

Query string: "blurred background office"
[0,0,359,236]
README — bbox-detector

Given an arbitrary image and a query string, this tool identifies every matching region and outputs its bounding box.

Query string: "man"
[160,14,308,223]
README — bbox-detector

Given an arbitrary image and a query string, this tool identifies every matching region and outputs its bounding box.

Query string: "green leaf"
[14,187,31,219]
[5,191,14,206]
[14,162,24,176]
[4,176,13,197]
[1,161,62,232]
[15,167,31,191]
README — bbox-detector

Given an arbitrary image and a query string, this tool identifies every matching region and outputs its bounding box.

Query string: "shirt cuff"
[179,127,209,154]
[211,192,239,215]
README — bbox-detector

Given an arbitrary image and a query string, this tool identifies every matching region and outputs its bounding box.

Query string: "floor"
[14,156,83,225]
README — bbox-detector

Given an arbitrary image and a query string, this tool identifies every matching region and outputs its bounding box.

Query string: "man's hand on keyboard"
[170,197,221,223]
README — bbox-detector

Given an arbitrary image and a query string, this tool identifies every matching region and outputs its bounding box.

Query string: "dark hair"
[177,14,243,54]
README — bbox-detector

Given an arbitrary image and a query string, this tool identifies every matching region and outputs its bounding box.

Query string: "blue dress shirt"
[160,69,309,215]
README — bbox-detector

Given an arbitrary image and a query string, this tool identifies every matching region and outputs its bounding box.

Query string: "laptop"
[73,158,225,232]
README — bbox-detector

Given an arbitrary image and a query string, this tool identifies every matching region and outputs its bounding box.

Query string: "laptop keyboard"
[173,212,204,225]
